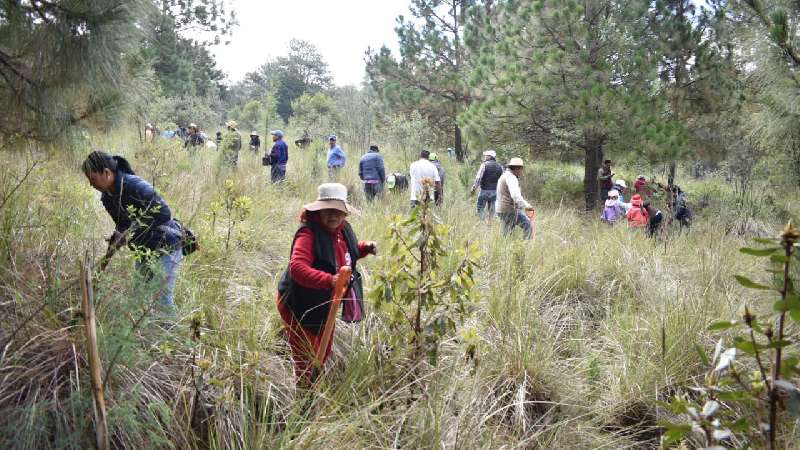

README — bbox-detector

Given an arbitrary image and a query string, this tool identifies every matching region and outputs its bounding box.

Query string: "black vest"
[278,221,363,334]
[480,160,503,190]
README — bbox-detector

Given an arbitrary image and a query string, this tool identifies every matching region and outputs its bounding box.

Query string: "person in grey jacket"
[358,144,386,201]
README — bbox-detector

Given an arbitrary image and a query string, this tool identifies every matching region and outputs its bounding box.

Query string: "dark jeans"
[364,182,383,201]
[498,210,532,239]
[271,164,286,183]
[476,189,496,218]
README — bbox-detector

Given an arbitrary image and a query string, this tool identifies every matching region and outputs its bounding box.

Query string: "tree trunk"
[454,123,464,163]
[583,133,604,211]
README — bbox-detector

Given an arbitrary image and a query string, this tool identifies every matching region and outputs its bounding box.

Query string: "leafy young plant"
[370,181,482,364]
[661,222,800,449]
[209,179,252,252]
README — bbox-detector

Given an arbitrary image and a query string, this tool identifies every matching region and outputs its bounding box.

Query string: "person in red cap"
[276,183,377,385]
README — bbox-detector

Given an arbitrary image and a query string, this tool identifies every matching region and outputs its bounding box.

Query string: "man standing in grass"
[470,150,503,219]
[598,159,614,202]
[409,149,441,208]
[267,130,289,183]
[496,157,534,239]
[359,144,385,202]
[221,120,242,168]
[326,134,346,179]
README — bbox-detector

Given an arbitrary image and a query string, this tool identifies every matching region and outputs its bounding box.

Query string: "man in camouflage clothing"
[221,120,242,168]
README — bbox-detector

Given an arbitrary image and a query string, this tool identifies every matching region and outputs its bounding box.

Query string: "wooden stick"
[80,254,110,450]
[315,265,352,371]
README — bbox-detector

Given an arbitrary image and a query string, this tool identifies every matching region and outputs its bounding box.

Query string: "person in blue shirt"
[267,130,289,183]
[326,134,346,178]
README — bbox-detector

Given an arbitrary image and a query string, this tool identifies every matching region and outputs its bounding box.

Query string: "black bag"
[174,219,199,256]
[262,153,272,166]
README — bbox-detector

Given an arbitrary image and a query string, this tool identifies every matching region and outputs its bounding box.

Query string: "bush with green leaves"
[370,184,482,364]
[208,179,252,252]
[661,222,800,449]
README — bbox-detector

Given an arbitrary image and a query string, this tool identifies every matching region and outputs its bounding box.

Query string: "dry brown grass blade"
[80,254,109,450]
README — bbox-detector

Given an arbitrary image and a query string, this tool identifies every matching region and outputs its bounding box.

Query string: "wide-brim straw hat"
[508,157,524,167]
[303,183,359,214]
[226,120,237,128]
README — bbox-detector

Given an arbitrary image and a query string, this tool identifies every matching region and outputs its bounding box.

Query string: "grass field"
[0,135,798,449]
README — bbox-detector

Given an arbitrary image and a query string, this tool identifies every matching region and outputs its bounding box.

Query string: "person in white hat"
[496,157,534,239]
[470,150,503,219]
[276,183,377,385]
[249,130,261,153]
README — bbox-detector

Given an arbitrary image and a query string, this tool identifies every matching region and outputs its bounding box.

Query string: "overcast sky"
[207,0,409,87]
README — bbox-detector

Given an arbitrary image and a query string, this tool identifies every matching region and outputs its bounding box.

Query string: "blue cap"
[329,134,337,141]
[270,130,284,138]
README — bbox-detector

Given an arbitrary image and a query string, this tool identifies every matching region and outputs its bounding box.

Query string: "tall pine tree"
[463,0,686,209]
[366,0,477,161]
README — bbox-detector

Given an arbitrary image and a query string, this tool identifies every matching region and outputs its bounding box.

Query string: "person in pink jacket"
[626,194,649,228]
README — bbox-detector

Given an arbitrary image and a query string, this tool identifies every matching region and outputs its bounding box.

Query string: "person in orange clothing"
[626,194,649,228]
[276,183,377,385]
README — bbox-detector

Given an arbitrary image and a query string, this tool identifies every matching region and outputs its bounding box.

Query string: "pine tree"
[463,0,686,209]
[366,0,477,162]
[0,1,149,142]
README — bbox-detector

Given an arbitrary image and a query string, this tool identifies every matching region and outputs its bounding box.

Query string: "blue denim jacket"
[358,151,385,182]
[101,172,181,251]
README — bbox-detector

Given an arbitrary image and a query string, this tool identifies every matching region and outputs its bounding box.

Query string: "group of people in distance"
[600,165,693,236]
[82,131,694,389]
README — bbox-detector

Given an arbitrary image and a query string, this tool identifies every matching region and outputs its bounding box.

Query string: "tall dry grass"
[0,134,797,448]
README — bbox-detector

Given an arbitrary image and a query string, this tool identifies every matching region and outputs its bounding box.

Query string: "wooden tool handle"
[315,265,352,369]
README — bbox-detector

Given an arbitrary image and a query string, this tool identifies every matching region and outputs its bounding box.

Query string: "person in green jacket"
[221,120,242,168]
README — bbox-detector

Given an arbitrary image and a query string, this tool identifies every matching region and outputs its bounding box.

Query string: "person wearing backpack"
[276,183,377,385]
[82,151,185,312]
[626,194,649,228]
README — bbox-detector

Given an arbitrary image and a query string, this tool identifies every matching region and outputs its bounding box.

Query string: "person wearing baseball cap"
[470,150,503,219]
[326,134,347,179]
[276,183,377,385]
[496,157,534,239]
[265,130,289,183]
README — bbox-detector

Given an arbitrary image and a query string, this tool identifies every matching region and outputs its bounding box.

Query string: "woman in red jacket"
[277,183,376,385]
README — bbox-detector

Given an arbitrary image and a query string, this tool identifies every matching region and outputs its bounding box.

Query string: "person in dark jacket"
[82,151,183,311]
[276,183,376,384]
[470,150,503,219]
[267,130,289,183]
[644,201,663,238]
[185,123,205,149]
[598,159,614,202]
[249,131,261,153]
[358,144,385,201]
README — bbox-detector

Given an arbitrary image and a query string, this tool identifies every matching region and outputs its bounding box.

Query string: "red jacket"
[626,194,649,228]
[288,214,372,321]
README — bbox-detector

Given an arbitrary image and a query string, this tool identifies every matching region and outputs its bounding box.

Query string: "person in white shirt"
[495,157,534,239]
[408,149,442,208]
